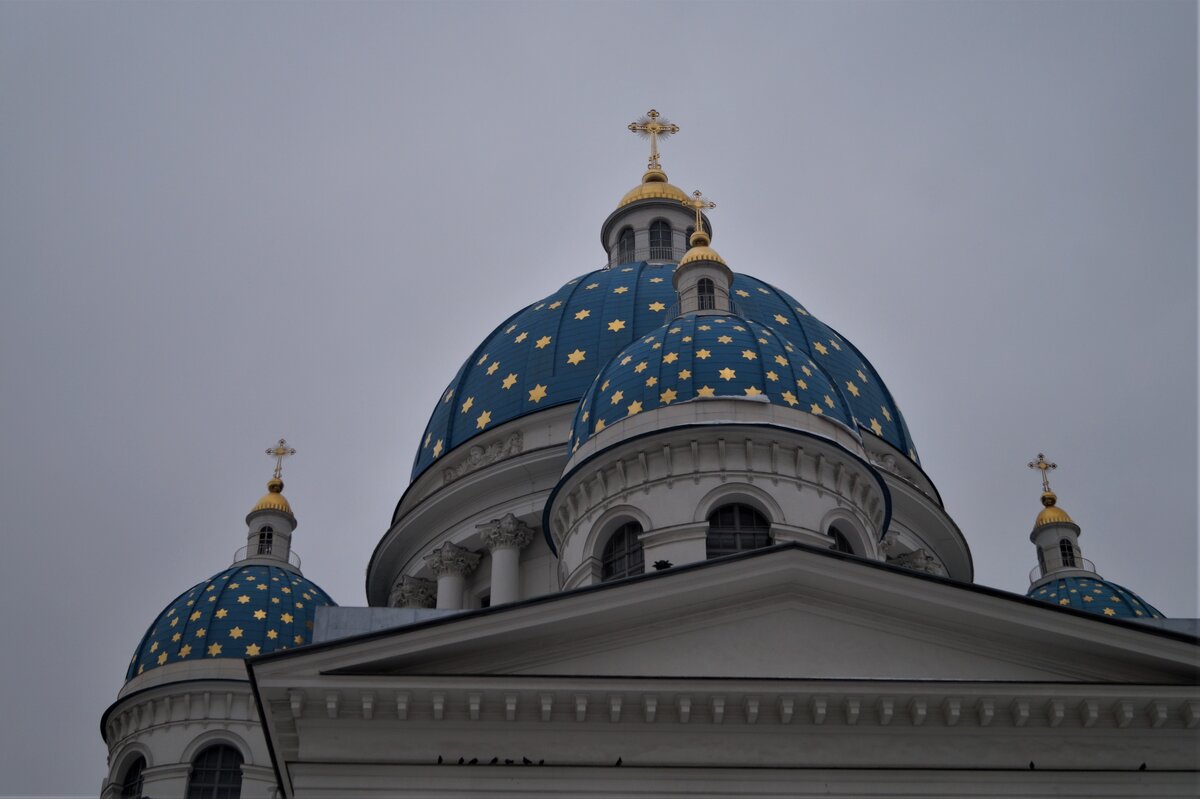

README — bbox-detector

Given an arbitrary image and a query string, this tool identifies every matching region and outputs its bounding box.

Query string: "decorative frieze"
[442,431,523,485]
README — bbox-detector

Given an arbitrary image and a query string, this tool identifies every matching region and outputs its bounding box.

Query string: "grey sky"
[0,1,1195,794]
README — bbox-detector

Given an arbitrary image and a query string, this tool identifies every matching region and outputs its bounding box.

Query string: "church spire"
[1026,453,1093,588]
[240,438,301,571]
[628,108,680,181]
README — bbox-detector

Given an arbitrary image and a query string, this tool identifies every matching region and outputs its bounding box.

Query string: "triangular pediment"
[253,546,1198,686]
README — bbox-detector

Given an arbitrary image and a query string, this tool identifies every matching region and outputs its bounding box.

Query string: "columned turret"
[239,439,300,570]
[1026,453,1093,588]
[673,190,733,314]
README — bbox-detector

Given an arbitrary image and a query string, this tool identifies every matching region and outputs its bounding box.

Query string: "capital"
[389,575,437,609]
[425,542,481,578]
[477,513,535,552]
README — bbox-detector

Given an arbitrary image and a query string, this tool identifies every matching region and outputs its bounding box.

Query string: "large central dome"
[411,262,919,480]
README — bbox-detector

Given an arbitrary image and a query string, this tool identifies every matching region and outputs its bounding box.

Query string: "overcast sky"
[0,1,1195,795]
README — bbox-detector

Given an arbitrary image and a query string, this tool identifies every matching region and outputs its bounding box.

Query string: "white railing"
[1029,557,1097,583]
[234,545,301,569]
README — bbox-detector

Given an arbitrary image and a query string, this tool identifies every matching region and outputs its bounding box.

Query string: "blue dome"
[571,312,856,449]
[412,263,919,479]
[1027,576,1163,620]
[125,564,336,682]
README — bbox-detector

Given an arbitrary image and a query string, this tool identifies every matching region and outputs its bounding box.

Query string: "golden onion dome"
[1034,491,1074,528]
[250,477,294,517]
[678,229,727,267]
[618,168,690,208]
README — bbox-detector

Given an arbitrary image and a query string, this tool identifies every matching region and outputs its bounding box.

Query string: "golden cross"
[681,189,716,231]
[1028,452,1057,493]
[266,438,296,480]
[628,109,679,171]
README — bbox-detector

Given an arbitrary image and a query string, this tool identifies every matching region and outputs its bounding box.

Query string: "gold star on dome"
[253,609,267,620]
[477,353,489,366]
[698,325,711,331]
[758,337,768,344]
[758,287,769,294]
[566,349,586,365]
[650,277,665,283]
[1082,595,1093,603]
[461,396,474,413]
[765,370,779,382]
[744,386,763,397]
[810,403,823,415]
[773,355,787,366]
[179,644,192,658]
[548,300,563,309]
[846,381,860,397]
[206,585,215,592]
[660,388,678,404]
[432,439,444,458]
[585,283,599,290]
[857,369,868,382]
[648,302,666,312]
[246,643,262,656]
[171,632,181,642]
[813,342,829,356]
[150,641,159,653]
[229,627,244,639]
[581,411,589,422]
[662,352,678,364]
[501,373,518,390]
[601,379,610,391]
[157,652,168,665]
[535,335,552,349]
[678,369,692,380]
[735,289,750,297]
[824,395,835,408]
[627,400,643,415]
[741,350,757,361]
[574,309,591,321]
[697,385,717,398]
[801,365,812,377]
[237,595,250,604]
[1103,607,1116,616]
[281,613,294,623]
[594,418,606,433]
[294,634,304,644]
[195,628,206,638]
[267,629,278,639]
[645,376,658,387]
[781,390,799,406]
[228,583,239,590]
[486,361,500,375]
[619,356,632,366]
[207,643,223,656]
[773,314,789,326]
[528,384,548,403]
[613,286,629,294]
[797,307,809,315]
[423,432,431,448]
[870,418,884,436]
[1059,598,1070,605]
[829,340,841,350]
[443,389,454,403]
[719,367,736,381]
[475,410,492,429]
[882,407,892,421]
[169,617,179,629]
[610,390,625,405]
[682,336,692,342]
[651,342,661,350]
[696,349,712,360]
[514,331,528,343]
[717,335,733,344]
[634,361,648,373]
[606,319,627,333]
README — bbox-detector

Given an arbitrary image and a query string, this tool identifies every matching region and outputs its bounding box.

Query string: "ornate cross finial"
[628,109,679,171]
[681,189,716,231]
[266,438,296,480]
[1028,452,1057,493]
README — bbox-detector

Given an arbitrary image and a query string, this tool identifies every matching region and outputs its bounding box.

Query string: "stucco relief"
[442,431,523,484]
[477,513,534,551]
[881,531,947,576]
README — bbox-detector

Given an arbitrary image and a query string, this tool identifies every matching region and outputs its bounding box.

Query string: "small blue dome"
[411,263,919,480]
[126,564,336,682]
[571,312,856,449]
[1027,576,1164,620]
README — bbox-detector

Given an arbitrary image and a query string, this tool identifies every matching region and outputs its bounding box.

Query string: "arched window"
[649,220,672,259]
[697,277,716,310]
[601,522,645,581]
[830,527,854,554]
[706,503,771,559]
[1059,539,1077,568]
[186,744,242,799]
[119,756,145,799]
[256,529,273,555]
[617,227,636,264]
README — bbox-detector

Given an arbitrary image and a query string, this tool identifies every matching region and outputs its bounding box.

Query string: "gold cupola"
[250,477,294,517]
[679,190,727,267]
[1034,490,1074,528]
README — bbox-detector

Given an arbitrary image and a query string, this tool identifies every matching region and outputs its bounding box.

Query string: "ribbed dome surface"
[1028,576,1163,620]
[570,312,856,449]
[411,264,919,480]
[125,564,335,682]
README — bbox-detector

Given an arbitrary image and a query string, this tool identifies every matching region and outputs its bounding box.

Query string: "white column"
[478,514,534,605]
[424,542,480,610]
[389,575,437,609]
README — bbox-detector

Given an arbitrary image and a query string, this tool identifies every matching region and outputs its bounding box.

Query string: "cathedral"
[100,111,1198,798]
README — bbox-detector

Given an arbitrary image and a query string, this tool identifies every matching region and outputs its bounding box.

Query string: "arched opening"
[706,503,771,559]
[186,744,243,799]
[119,756,145,799]
[256,528,273,555]
[649,220,672,259]
[1059,539,1077,568]
[697,277,716,310]
[617,227,636,264]
[830,526,855,555]
[601,521,645,581]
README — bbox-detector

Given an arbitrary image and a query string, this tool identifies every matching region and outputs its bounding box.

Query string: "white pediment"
[256,546,1198,686]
